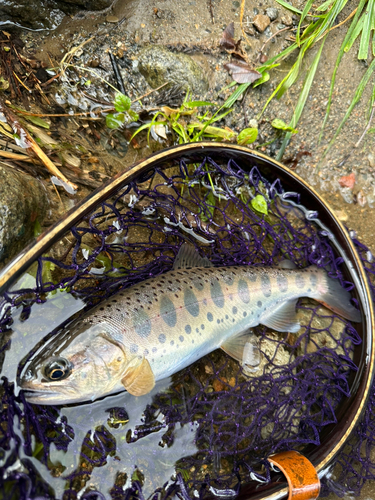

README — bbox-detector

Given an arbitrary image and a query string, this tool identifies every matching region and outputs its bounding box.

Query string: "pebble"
[368,153,375,168]
[280,14,293,26]
[253,14,271,33]
[265,7,278,21]
[334,209,348,222]
[106,15,119,23]
[249,118,258,129]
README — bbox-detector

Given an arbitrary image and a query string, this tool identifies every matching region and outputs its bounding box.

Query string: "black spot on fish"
[130,344,138,354]
[201,324,205,330]
[185,325,192,334]
[238,279,250,304]
[257,300,262,308]
[211,279,224,308]
[225,315,229,320]
[217,319,220,324]
[295,274,305,289]
[170,340,174,346]
[134,309,152,338]
[277,274,288,293]
[248,273,257,282]
[233,306,238,314]
[310,272,318,288]
[194,279,204,291]
[152,347,157,353]
[196,328,199,333]
[243,311,247,317]
[160,295,177,328]
[207,312,213,322]
[261,275,272,297]
[184,288,200,317]
[158,334,166,344]
[179,335,184,342]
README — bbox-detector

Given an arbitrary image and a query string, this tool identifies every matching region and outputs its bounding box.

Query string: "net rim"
[0,141,373,500]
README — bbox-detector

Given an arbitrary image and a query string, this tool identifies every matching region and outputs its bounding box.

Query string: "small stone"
[368,153,375,168]
[205,364,214,374]
[280,14,293,26]
[357,190,367,207]
[338,172,355,189]
[253,14,271,33]
[213,378,225,392]
[249,118,258,129]
[266,7,278,21]
[334,209,348,222]
[106,15,119,23]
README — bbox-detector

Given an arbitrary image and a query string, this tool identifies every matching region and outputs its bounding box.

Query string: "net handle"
[268,451,320,500]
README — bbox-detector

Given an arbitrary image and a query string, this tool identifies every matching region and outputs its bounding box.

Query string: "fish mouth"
[22,388,63,403]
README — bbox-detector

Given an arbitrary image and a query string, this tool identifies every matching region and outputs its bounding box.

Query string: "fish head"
[19,322,128,405]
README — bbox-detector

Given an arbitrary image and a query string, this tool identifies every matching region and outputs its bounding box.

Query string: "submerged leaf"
[237,127,258,145]
[224,62,261,84]
[114,92,131,112]
[106,113,125,129]
[23,115,50,129]
[271,118,298,133]
[251,194,268,215]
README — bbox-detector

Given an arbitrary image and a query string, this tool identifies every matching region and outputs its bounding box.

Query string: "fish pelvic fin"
[221,331,261,374]
[316,270,361,322]
[260,299,300,333]
[121,357,155,396]
[173,243,213,270]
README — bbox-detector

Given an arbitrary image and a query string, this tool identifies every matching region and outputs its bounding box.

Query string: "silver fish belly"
[19,245,361,404]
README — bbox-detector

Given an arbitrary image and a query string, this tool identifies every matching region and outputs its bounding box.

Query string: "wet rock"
[265,7,278,21]
[138,46,209,93]
[0,0,113,30]
[0,167,48,263]
[253,14,271,33]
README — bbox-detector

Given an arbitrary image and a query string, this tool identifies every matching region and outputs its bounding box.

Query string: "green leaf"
[297,0,314,46]
[253,72,270,88]
[128,109,139,122]
[368,127,375,133]
[222,83,251,108]
[106,113,125,129]
[237,127,258,145]
[251,194,268,215]
[23,115,50,129]
[185,101,215,107]
[271,119,298,133]
[274,0,303,15]
[114,92,131,112]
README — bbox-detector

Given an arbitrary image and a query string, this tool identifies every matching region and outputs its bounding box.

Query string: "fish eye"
[44,358,72,381]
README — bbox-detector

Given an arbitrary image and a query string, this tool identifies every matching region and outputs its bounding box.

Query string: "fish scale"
[20,245,361,404]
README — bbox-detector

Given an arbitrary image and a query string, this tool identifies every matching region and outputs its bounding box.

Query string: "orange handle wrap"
[268,451,320,500]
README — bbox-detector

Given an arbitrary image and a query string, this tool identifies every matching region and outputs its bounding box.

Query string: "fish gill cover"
[0,156,372,499]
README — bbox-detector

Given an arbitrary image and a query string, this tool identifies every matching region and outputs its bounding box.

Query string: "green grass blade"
[277,37,326,160]
[297,0,314,46]
[359,0,374,59]
[274,0,303,15]
[316,0,335,11]
[318,0,368,142]
[322,56,375,158]
[222,83,250,109]
[344,12,365,52]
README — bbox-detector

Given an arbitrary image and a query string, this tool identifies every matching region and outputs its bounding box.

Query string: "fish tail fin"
[314,268,361,322]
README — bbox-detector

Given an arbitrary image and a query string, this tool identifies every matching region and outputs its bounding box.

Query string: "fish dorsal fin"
[173,243,213,270]
[221,331,261,374]
[278,259,297,269]
[121,357,155,396]
[260,299,300,333]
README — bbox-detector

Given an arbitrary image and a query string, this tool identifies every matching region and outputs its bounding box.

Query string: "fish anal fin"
[261,299,300,333]
[173,243,213,270]
[121,358,155,396]
[221,331,261,374]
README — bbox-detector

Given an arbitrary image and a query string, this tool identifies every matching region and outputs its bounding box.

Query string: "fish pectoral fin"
[221,331,261,374]
[173,243,213,270]
[121,358,155,396]
[260,299,300,333]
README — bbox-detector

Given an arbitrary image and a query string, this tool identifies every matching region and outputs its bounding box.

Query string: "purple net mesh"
[0,156,372,499]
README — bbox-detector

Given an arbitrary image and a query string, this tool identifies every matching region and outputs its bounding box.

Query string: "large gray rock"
[0,167,48,263]
[138,45,209,94]
[0,0,114,30]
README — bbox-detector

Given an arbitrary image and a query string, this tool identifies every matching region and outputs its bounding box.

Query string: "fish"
[19,244,361,405]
